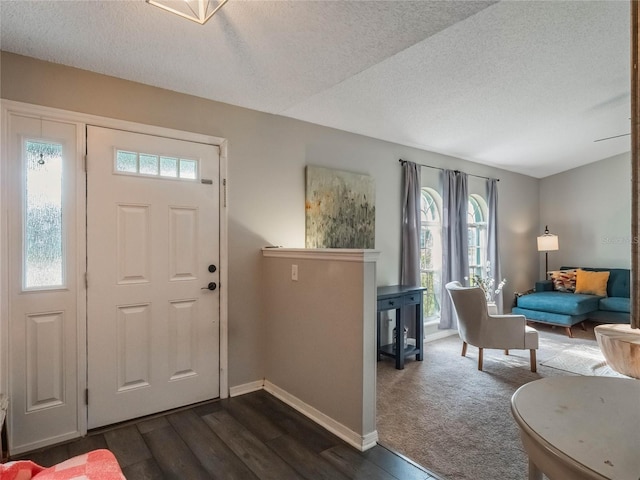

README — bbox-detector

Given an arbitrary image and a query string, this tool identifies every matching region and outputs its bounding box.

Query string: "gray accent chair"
[445,281,539,372]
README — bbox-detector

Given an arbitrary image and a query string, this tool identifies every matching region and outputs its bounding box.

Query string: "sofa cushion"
[575,269,610,296]
[516,291,601,316]
[562,267,630,298]
[598,297,630,313]
[602,268,631,298]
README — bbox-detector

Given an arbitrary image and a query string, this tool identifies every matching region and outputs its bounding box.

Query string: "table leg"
[415,300,424,361]
[395,307,404,369]
[528,459,543,480]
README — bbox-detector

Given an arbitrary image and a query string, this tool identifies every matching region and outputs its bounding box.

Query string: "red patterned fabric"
[0,459,43,480]
[548,269,577,292]
[1,449,125,480]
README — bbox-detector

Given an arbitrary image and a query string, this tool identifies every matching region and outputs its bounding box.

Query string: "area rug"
[376,321,617,480]
[541,344,628,377]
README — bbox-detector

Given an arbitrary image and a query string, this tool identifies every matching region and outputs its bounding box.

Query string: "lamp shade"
[537,234,559,252]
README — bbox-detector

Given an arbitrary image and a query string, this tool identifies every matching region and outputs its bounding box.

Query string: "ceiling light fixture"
[146,0,228,25]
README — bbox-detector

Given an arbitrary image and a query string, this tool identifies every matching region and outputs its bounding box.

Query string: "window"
[24,140,64,289]
[115,150,198,180]
[467,195,487,280]
[420,189,442,321]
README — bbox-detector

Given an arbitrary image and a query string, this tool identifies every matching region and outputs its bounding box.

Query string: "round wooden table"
[511,376,640,480]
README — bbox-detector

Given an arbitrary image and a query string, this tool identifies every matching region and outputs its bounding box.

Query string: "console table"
[377,285,426,369]
[511,376,640,479]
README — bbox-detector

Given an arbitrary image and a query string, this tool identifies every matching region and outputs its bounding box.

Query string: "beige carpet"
[376,321,620,480]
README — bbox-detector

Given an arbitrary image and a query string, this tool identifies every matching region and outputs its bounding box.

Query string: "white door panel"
[6,114,81,453]
[87,126,220,429]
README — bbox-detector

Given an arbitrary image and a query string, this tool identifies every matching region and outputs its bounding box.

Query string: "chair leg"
[565,327,573,338]
[478,348,483,371]
[580,322,587,331]
[504,349,509,355]
[530,349,537,373]
[461,342,467,357]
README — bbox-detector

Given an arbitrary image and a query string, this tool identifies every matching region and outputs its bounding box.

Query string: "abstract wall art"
[305,165,375,249]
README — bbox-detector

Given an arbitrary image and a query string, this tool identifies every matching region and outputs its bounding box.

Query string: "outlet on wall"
[291,264,298,281]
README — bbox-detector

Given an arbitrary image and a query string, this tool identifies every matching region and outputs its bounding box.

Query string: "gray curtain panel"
[440,170,469,329]
[401,161,421,338]
[487,178,503,313]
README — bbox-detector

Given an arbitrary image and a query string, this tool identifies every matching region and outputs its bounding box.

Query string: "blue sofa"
[512,267,630,337]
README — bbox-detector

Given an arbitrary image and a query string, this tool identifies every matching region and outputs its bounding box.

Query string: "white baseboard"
[229,379,264,397]
[424,328,458,343]
[11,431,81,456]
[263,380,378,452]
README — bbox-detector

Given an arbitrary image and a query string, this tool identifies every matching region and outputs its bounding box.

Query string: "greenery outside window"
[420,188,442,321]
[468,195,487,280]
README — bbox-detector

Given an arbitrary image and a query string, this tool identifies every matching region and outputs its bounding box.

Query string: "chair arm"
[535,280,553,292]
[481,314,528,349]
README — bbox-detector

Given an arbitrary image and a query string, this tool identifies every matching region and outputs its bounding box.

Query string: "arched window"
[468,195,487,280]
[420,188,442,321]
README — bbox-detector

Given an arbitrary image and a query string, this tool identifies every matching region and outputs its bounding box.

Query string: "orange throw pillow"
[574,269,609,297]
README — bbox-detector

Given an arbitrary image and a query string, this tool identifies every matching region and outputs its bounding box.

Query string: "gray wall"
[539,152,631,275]
[1,52,539,388]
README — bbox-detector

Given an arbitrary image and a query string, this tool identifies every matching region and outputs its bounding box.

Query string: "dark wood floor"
[14,390,443,480]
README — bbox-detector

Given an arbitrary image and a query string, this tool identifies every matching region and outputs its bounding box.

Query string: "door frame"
[1,99,228,446]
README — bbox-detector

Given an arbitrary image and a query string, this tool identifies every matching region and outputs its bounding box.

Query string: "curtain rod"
[398,159,499,182]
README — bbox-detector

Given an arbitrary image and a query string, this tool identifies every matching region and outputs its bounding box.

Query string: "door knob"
[208,264,217,273]
[202,282,217,291]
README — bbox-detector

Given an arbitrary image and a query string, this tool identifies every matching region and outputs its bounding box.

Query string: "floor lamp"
[537,226,559,276]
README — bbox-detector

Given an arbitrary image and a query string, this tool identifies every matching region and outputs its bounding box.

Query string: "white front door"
[86,126,220,428]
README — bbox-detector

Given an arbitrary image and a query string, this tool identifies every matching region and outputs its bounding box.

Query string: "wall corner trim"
[229,380,265,397]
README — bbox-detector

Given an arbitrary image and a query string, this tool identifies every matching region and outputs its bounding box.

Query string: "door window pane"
[179,159,197,179]
[24,140,64,289]
[116,150,137,173]
[115,149,199,182]
[160,156,178,177]
[140,154,159,175]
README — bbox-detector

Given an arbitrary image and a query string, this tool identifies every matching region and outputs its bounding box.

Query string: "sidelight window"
[24,140,64,289]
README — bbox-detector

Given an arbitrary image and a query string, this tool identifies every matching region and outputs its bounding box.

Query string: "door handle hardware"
[202,282,217,291]
[208,264,217,273]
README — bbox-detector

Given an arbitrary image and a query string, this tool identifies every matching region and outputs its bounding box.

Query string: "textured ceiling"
[0,0,631,178]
